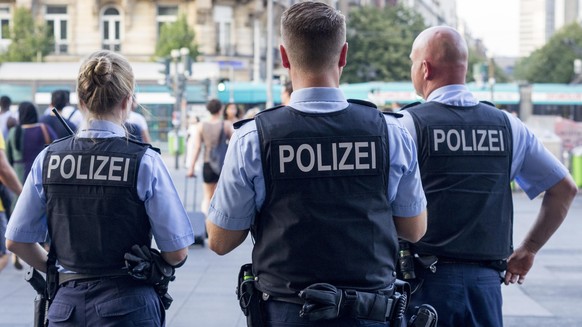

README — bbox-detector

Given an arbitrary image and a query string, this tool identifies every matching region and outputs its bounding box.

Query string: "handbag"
[208,122,228,175]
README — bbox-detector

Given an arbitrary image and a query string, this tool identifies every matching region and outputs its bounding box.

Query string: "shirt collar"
[288,87,349,113]
[78,120,126,138]
[427,84,479,106]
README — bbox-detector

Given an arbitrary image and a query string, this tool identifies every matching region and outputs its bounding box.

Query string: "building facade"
[520,0,582,57]
[0,0,292,84]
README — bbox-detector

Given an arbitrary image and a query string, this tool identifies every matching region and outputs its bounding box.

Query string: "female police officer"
[6,50,194,326]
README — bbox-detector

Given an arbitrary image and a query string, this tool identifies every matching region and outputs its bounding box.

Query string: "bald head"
[410,26,468,99]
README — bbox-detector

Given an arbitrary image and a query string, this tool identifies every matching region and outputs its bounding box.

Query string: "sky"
[456,0,520,57]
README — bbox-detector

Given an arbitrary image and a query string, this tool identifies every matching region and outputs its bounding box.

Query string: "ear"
[422,60,432,80]
[339,42,348,68]
[280,45,290,69]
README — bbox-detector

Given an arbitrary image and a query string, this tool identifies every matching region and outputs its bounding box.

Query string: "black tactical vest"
[42,136,152,274]
[406,101,513,260]
[252,101,398,297]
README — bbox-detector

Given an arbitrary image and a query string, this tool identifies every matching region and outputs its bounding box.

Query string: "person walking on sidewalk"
[186,99,233,216]
[205,2,427,326]
[6,50,194,326]
[400,25,578,327]
[0,130,22,274]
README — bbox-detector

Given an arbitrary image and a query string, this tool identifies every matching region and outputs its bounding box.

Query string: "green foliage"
[0,7,52,62]
[342,4,426,83]
[514,23,582,83]
[155,14,198,60]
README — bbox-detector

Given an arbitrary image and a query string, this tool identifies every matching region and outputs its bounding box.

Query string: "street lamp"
[168,48,191,169]
[487,51,495,103]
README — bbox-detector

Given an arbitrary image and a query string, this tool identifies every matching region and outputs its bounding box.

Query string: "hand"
[124,245,175,286]
[186,170,196,178]
[504,245,535,285]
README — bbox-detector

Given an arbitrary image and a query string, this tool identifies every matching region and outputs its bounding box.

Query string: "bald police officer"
[400,26,578,327]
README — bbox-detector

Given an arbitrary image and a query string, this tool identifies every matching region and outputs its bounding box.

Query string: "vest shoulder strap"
[382,111,403,118]
[399,101,422,110]
[347,99,377,108]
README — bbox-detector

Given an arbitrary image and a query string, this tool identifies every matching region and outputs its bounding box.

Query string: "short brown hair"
[281,1,346,73]
[206,99,222,114]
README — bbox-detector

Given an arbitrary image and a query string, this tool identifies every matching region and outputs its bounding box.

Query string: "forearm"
[520,176,577,253]
[6,241,48,272]
[394,210,427,243]
[0,165,22,195]
[161,248,189,267]
[207,220,249,255]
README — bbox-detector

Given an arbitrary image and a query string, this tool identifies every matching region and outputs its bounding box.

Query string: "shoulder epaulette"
[51,134,75,144]
[399,101,422,110]
[347,99,377,108]
[480,100,496,107]
[382,111,403,118]
[257,105,285,114]
[126,137,161,154]
[233,118,254,129]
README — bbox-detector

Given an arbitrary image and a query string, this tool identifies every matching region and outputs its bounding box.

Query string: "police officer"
[206,2,427,326]
[400,26,578,327]
[6,50,194,326]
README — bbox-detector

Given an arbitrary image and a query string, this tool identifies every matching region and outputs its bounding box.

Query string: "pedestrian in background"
[0,127,22,274]
[0,96,17,140]
[186,99,233,216]
[126,96,152,143]
[280,80,293,106]
[400,25,578,327]
[6,50,193,326]
[205,2,427,326]
[61,90,84,129]
[41,90,78,138]
[7,101,57,183]
[223,102,244,124]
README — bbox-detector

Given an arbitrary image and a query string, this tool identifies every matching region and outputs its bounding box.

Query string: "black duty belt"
[436,256,507,271]
[59,271,129,285]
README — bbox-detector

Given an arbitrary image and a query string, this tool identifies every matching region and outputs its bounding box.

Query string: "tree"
[155,14,198,60]
[342,4,426,83]
[0,7,52,62]
[514,23,582,83]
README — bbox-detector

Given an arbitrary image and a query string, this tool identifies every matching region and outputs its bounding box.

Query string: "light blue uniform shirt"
[6,120,194,252]
[208,87,427,231]
[400,84,570,199]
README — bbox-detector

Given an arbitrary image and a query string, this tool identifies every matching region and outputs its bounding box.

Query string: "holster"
[33,295,47,327]
[298,280,410,324]
[46,262,59,302]
[236,263,265,327]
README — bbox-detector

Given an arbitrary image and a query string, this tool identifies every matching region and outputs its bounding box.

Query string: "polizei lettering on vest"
[271,136,381,179]
[46,154,131,182]
[430,126,507,155]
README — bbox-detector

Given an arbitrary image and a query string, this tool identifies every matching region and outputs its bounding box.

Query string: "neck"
[290,68,341,90]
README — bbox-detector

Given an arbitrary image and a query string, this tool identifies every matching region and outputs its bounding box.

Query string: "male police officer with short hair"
[206,2,427,326]
[400,26,578,327]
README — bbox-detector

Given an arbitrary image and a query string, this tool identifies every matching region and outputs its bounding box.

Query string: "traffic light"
[157,57,171,86]
[182,55,193,77]
[217,78,229,92]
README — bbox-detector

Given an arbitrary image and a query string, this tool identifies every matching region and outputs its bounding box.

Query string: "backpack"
[209,122,228,175]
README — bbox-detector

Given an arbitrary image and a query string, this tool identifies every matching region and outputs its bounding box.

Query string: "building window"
[0,6,10,40]
[213,6,233,56]
[45,5,68,54]
[101,7,121,52]
[157,5,178,37]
